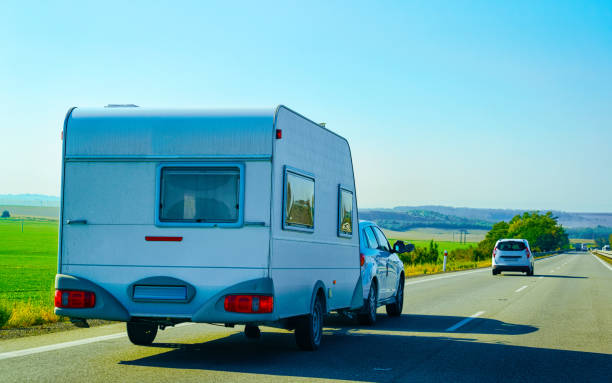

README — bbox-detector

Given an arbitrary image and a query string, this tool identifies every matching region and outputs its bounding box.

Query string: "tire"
[295,293,324,351]
[527,265,534,276]
[358,282,377,325]
[386,275,404,317]
[126,322,158,346]
[492,270,498,275]
[244,324,261,339]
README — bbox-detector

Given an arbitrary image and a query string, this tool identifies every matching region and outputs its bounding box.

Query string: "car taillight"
[525,249,531,258]
[360,253,365,267]
[492,248,497,258]
[224,295,273,313]
[54,290,96,308]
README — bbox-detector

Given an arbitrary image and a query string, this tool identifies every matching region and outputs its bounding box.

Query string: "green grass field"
[0,218,59,327]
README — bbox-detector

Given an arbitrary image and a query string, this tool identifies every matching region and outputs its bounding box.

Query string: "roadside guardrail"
[592,250,612,260]
[533,250,564,258]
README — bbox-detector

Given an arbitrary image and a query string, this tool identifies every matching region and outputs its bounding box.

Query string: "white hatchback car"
[492,239,534,276]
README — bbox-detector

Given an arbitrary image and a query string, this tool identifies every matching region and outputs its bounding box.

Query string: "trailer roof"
[65,107,277,159]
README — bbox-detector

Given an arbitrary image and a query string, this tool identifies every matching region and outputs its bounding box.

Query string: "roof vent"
[105,104,139,108]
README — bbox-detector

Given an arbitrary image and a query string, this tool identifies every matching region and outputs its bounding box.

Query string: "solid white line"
[446,311,485,332]
[405,268,488,286]
[592,253,612,271]
[515,285,528,293]
[0,333,126,361]
[0,322,196,361]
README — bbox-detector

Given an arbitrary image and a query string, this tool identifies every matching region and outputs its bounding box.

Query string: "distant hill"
[383,206,612,229]
[358,209,492,231]
[0,194,60,207]
[359,205,612,239]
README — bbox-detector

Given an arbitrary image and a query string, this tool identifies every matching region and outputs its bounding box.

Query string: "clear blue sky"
[1,0,611,212]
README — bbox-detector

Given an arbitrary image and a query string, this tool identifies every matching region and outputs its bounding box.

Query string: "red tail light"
[360,253,365,267]
[224,295,273,313]
[526,249,531,258]
[275,129,282,139]
[55,290,96,308]
[492,248,497,258]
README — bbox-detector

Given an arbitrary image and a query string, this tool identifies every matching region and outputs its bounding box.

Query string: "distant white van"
[54,105,362,350]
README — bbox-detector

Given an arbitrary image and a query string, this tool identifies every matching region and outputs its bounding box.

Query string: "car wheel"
[492,270,498,275]
[126,322,158,346]
[528,265,534,276]
[295,292,324,351]
[358,282,377,325]
[386,275,404,317]
[244,325,261,339]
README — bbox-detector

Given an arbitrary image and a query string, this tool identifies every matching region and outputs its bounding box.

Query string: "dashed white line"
[515,285,528,293]
[0,322,195,361]
[0,333,126,361]
[446,311,485,332]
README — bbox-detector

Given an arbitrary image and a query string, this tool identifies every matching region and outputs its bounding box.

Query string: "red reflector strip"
[145,236,183,242]
[224,295,273,313]
[55,290,96,308]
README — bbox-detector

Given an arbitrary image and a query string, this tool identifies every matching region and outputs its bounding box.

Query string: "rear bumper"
[492,265,531,273]
[54,274,279,324]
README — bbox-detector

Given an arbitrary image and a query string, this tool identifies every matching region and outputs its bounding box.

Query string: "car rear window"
[497,241,527,251]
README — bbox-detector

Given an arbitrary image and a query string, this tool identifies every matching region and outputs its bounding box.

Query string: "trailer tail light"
[276,129,282,139]
[525,249,531,258]
[145,236,183,242]
[54,290,96,308]
[360,253,365,267]
[224,295,273,313]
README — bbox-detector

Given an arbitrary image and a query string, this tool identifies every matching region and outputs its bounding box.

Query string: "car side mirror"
[393,240,414,253]
[393,240,405,253]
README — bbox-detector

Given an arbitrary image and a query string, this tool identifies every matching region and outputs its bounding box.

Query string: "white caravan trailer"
[55,105,362,350]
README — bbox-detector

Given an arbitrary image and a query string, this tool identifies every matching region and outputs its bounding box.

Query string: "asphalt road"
[1,251,611,382]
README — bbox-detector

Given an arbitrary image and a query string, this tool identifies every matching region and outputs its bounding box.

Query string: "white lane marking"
[446,311,485,332]
[405,268,488,286]
[0,333,125,361]
[0,322,195,361]
[592,253,612,271]
[515,285,528,293]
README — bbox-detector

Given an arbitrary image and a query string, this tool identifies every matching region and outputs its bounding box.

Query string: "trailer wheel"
[386,275,404,317]
[358,282,377,325]
[126,322,158,346]
[295,293,324,351]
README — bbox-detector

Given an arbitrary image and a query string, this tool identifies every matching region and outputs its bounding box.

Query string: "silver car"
[356,220,414,325]
[492,239,535,276]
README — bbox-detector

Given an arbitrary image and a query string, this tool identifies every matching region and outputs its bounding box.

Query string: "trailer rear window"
[159,166,241,224]
[283,168,315,231]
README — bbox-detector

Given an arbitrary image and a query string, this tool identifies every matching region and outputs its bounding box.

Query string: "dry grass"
[1,300,63,329]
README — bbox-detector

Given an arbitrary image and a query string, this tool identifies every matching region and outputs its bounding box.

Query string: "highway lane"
[1,251,611,382]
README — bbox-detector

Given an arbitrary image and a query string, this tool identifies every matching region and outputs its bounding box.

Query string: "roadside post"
[443,250,448,272]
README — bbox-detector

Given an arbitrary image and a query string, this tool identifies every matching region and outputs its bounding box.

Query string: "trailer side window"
[283,168,315,232]
[158,165,243,226]
[338,187,353,237]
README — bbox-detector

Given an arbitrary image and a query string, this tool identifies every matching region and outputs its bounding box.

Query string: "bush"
[0,301,12,328]
[1,210,9,218]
